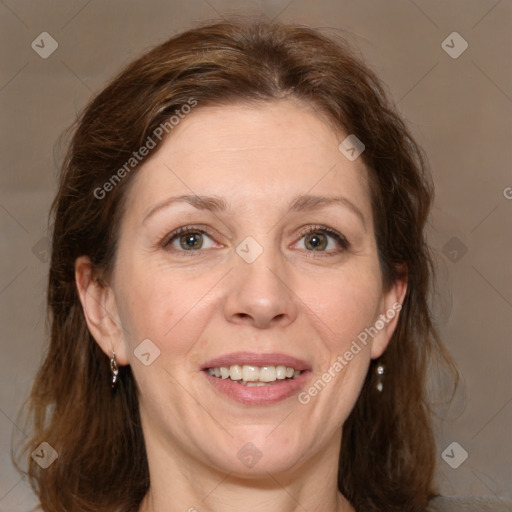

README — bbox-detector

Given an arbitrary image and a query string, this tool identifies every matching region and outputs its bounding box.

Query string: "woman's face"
[82,99,405,478]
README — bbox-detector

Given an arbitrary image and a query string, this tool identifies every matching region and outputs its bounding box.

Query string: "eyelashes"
[163,225,217,252]
[296,225,350,253]
[161,224,350,257]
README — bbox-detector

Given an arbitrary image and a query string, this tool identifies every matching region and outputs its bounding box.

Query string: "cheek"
[119,281,171,340]
[300,264,383,351]
[114,260,215,352]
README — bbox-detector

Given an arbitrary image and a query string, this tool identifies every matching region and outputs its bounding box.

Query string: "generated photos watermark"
[298,302,402,404]
[94,98,198,200]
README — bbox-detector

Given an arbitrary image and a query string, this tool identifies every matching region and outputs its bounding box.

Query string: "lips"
[201,351,312,372]
[201,351,312,405]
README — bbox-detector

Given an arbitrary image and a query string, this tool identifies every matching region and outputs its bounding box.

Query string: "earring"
[375,363,385,392]
[110,351,119,391]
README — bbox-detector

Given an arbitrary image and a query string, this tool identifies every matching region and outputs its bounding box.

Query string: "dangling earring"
[110,351,119,391]
[375,362,385,392]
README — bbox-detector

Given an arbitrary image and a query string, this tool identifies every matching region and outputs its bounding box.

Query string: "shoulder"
[427,495,512,511]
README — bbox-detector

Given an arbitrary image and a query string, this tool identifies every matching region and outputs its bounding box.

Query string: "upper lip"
[201,351,312,371]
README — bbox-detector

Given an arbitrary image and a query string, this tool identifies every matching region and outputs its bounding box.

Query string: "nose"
[223,244,298,329]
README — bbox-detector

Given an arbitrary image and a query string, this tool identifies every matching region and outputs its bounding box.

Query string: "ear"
[75,256,129,365]
[370,272,408,360]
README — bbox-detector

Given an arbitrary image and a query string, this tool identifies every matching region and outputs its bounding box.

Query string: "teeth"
[276,365,287,379]
[207,364,302,383]
[259,366,276,382]
[229,365,243,380]
[242,365,259,382]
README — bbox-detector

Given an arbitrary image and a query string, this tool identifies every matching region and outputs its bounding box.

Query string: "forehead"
[161,99,353,164]
[124,99,371,220]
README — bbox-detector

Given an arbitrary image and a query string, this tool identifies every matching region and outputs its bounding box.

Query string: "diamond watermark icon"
[134,338,161,366]
[32,236,51,263]
[441,441,468,469]
[441,32,468,59]
[442,236,468,263]
[31,442,58,469]
[236,236,263,264]
[31,32,59,59]
[237,442,263,468]
[338,134,365,161]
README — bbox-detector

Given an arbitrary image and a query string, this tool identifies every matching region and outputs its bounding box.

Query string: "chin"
[201,434,308,477]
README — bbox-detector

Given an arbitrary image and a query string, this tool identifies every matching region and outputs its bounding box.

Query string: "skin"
[76,99,406,512]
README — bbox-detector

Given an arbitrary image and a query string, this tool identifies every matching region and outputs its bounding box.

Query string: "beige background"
[1,0,511,509]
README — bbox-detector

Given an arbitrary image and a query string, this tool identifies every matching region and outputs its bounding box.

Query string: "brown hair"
[16,16,457,512]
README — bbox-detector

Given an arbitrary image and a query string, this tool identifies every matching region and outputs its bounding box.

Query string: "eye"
[294,225,350,255]
[162,224,349,256]
[163,225,219,253]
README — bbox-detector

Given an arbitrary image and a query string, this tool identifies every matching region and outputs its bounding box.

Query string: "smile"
[206,364,303,386]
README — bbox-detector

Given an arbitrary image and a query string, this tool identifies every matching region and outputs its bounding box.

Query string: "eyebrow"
[142,193,366,230]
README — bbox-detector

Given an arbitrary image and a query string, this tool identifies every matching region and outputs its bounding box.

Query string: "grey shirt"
[426,496,512,511]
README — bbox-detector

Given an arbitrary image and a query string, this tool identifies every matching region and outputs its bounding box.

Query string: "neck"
[137,430,355,512]
[139,481,354,512]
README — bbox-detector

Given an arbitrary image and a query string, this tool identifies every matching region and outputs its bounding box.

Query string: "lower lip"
[203,371,311,405]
